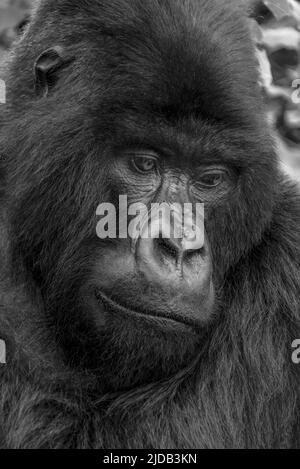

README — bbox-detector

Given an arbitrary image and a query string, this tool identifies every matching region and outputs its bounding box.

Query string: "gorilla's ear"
[34,46,69,97]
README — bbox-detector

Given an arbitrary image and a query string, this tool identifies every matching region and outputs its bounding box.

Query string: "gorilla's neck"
[1,315,298,449]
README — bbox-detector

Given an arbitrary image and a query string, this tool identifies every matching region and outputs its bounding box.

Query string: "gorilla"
[0,0,299,449]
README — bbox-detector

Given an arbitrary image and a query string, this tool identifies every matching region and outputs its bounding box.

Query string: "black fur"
[0,0,299,449]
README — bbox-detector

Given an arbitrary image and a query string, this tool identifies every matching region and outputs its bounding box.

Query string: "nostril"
[155,237,180,260]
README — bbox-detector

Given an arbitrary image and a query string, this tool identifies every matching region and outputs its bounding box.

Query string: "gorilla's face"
[88,149,231,331]
[60,142,236,387]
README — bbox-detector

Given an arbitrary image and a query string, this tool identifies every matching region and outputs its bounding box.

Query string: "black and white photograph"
[0,0,299,451]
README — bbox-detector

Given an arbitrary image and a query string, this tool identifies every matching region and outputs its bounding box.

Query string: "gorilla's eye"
[198,169,228,188]
[131,155,158,174]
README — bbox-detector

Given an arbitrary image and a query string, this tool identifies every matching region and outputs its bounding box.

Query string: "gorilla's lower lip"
[95,290,199,330]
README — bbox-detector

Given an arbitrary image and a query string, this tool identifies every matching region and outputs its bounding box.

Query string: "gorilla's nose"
[154,226,204,265]
[135,207,208,286]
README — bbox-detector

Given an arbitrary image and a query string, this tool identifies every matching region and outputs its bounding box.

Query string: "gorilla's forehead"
[75,0,259,127]
[19,0,265,164]
[34,0,258,123]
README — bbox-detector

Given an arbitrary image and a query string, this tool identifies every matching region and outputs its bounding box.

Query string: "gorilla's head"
[1,0,278,390]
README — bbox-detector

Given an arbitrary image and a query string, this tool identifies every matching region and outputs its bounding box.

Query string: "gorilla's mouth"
[95,289,199,331]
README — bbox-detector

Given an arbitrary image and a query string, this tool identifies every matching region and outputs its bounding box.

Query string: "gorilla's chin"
[91,318,203,391]
[56,286,205,390]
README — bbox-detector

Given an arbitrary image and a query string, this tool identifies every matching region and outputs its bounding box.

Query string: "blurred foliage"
[0,0,32,62]
[0,0,300,178]
[254,0,300,179]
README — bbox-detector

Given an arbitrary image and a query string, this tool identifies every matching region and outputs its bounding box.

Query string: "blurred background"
[0,0,300,180]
